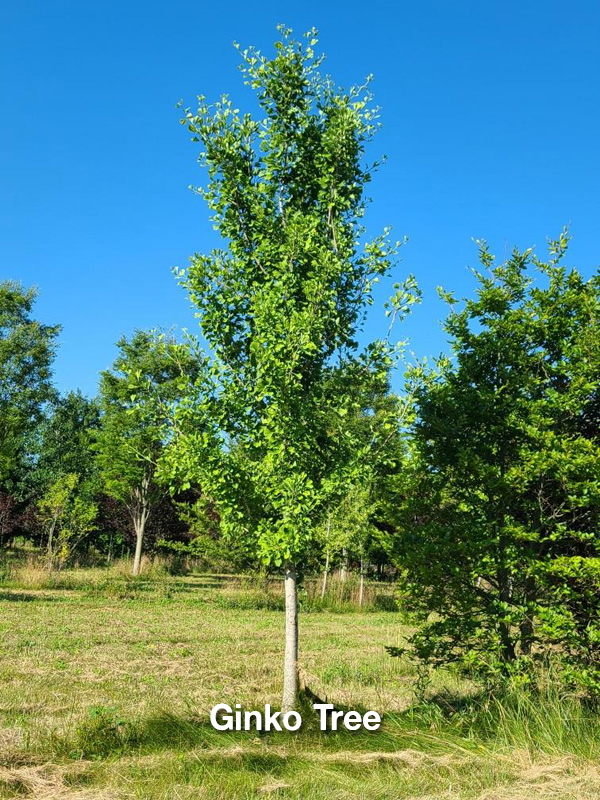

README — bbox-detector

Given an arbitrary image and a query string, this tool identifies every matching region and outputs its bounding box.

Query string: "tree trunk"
[130,477,151,577]
[321,546,330,600]
[497,561,516,663]
[519,576,536,656]
[282,562,298,713]
[46,515,58,570]
[340,547,347,582]
[131,515,146,576]
[358,557,365,608]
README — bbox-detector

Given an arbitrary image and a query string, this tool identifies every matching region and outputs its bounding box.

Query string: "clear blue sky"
[2,0,599,396]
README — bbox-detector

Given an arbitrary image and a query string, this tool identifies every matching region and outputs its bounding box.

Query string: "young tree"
[318,385,403,600]
[38,473,98,570]
[387,232,600,694]
[0,281,60,489]
[164,28,418,710]
[95,330,196,576]
[335,481,375,607]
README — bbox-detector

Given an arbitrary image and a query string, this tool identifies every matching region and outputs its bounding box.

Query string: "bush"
[385,239,600,697]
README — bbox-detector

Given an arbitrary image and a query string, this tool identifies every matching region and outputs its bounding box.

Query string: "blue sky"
[2,0,599,396]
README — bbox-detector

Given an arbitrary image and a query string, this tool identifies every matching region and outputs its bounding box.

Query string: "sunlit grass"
[1,567,599,798]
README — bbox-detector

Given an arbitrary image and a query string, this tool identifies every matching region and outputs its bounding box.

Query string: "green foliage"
[38,473,98,568]
[159,495,252,571]
[95,329,196,528]
[0,281,60,488]
[163,27,418,572]
[68,706,134,759]
[324,479,375,562]
[319,383,407,571]
[386,231,600,695]
[33,390,100,497]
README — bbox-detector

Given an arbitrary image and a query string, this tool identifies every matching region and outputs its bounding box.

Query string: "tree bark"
[282,562,298,713]
[46,515,58,570]
[340,547,347,582]
[321,546,330,600]
[358,557,365,608]
[131,514,146,576]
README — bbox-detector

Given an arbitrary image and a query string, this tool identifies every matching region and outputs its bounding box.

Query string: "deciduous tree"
[164,27,418,709]
[38,472,98,570]
[0,281,59,489]
[34,391,100,492]
[95,330,195,575]
[387,232,600,695]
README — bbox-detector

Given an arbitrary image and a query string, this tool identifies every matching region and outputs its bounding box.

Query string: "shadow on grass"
[133,714,402,756]
[0,590,64,603]
[52,696,415,762]
[412,688,491,718]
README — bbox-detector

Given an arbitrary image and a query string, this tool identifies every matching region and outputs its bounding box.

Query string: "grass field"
[1,566,600,799]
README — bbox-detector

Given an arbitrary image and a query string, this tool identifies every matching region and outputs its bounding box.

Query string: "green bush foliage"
[385,232,600,696]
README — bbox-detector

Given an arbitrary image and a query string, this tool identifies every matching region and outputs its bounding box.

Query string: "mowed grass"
[1,569,600,799]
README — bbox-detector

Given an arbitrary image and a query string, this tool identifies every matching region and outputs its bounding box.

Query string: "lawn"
[1,571,599,799]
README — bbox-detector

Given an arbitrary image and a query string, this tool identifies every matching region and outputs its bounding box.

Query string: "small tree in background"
[164,27,418,710]
[95,330,196,576]
[326,480,376,606]
[318,384,404,600]
[38,473,98,570]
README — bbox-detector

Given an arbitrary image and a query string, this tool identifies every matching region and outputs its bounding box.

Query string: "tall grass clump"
[0,556,174,593]
[470,683,600,758]
[395,671,600,761]
[303,574,399,613]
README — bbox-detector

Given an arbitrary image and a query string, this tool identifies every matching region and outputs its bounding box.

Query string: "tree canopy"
[0,281,60,489]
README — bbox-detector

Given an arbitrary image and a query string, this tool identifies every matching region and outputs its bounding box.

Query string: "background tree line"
[0,282,393,587]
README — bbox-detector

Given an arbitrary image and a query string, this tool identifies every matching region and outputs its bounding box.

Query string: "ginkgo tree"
[163,27,418,710]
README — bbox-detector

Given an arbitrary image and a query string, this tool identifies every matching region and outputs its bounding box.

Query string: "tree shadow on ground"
[0,590,63,602]
[413,688,491,718]
[137,689,413,752]
[62,699,406,762]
